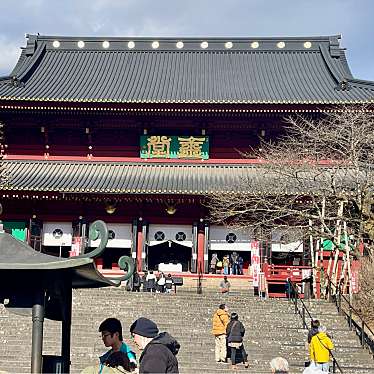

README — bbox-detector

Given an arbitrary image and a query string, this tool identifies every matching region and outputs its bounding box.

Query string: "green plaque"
[140,135,209,160]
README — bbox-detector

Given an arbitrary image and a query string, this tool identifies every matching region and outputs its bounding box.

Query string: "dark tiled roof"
[0,35,373,105]
[2,159,264,195]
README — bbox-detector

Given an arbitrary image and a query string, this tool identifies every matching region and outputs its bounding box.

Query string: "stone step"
[1,290,373,373]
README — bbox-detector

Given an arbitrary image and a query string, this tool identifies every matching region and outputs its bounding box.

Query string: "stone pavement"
[1,286,374,373]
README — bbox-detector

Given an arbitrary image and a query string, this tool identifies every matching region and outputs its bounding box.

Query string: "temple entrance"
[208,250,251,274]
[209,225,253,275]
[147,241,192,272]
[147,224,193,272]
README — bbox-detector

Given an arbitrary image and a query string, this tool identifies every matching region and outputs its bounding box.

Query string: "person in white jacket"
[146,271,157,292]
[157,272,166,293]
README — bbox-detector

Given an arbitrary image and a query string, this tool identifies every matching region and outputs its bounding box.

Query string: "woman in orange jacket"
[212,303,230,363]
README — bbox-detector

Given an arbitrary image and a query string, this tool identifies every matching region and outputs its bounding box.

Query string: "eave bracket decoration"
[73,219,134,281]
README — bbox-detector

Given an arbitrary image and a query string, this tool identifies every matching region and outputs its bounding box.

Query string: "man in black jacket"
[130,317,179,373]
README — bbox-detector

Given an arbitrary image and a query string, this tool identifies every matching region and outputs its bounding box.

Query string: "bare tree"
[354,253,374,324]
[208,106,374,299]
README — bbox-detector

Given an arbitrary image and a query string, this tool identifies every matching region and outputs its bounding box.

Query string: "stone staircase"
[1,286,374,373]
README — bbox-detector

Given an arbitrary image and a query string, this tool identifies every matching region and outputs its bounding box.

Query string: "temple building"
[0,34,373,275]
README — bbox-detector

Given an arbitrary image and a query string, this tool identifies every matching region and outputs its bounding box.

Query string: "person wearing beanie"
[99,318,137,367]
[130,317,179,373]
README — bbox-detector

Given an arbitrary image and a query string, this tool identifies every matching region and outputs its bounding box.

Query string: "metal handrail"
[325,274,374,355]
[288,281,343,373]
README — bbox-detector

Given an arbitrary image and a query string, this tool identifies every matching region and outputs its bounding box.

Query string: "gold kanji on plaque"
[178,136,206,159]
[147,136,171,158]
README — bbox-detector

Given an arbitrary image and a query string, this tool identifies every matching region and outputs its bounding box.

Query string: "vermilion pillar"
[197,225,205,274]
[136,223,143,272]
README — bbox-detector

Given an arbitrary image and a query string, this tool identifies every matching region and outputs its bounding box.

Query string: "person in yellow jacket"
[309,326,334,372]
[212,303,230,363]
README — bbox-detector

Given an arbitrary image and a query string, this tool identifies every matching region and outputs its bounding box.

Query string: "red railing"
[263,263,312,298]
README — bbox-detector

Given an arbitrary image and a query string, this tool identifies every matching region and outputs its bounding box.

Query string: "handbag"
[216,261,223,268]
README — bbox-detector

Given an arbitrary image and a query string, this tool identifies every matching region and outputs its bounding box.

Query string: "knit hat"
[130,317,159,338]
[230,312,239,320]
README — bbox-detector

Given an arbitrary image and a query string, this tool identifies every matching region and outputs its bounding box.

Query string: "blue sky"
[0,0,373,81]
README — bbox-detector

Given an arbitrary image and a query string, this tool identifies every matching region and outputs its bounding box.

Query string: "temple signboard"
[140,135,209,160]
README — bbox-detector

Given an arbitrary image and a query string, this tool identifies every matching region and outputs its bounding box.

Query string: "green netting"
[3,221,27,242]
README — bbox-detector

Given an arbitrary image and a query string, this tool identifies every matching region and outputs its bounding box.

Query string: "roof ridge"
[31,34,341,42]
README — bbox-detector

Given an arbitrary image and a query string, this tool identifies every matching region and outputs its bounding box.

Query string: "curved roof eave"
[0,231,120,288]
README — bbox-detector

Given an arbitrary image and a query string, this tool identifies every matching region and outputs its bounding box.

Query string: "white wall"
[89,223,132,248]
[43,222,72,246]
[148,224,192,247]
[209,225,253,251]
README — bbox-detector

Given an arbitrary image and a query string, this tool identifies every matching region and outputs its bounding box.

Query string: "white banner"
[89,223,132,248]
[250,241,260,287]
[148,224,192,247]
[43,222,72,246]
[210,225,253,251]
